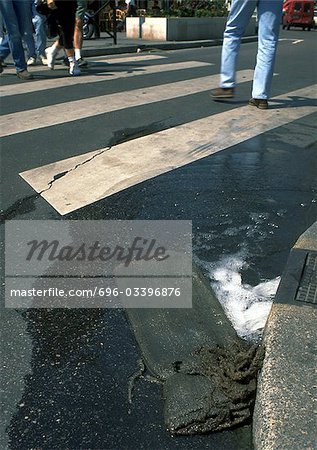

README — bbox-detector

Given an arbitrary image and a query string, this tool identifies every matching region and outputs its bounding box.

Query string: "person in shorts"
[45,0,81,76]
[74,0,88,66]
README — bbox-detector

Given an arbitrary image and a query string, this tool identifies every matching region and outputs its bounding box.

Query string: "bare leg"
[64,47,75,58]
[74,17,83,53]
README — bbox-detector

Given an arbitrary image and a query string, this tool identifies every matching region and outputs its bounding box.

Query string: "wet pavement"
[1,29,317,449]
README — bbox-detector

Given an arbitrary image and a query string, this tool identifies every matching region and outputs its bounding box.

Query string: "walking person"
[63,0,88,68]
[210,0,283,109]
[45,0,81,76]
[0,10,5,42]
[0,0,34,80]
[74,0,88,67]
[27,0,48,66]
[0,10,7,70]
[19,0,46,66]
[125,0,137,17]
[0,33,8,73]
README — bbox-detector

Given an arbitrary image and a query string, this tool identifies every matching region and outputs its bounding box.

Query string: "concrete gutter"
[81,35,258,57]
[253,222,317,450]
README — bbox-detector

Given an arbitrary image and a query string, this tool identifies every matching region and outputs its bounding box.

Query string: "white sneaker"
[39,54,48,65]
[27,56,37,66]
[45,46,59,69]
[69,60,81,76]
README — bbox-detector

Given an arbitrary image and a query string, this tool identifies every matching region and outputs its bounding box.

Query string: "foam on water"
[203,254,280,341]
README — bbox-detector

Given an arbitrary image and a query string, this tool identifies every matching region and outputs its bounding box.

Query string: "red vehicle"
[282,0,314,30]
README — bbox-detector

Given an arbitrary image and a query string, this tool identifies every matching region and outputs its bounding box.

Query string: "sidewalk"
[253,222,317,450]
[78,31,258,57]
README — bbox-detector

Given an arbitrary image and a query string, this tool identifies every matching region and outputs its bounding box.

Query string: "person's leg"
[55,0,80,75]
[0,0,28,73]
[19,0,37,62]
[220,0,257,89]
[44,4,65,69]
[0,31,10,60]
[45,37,62,69]
[251,0,283,100]
[74,0,87,64]
[54,0,76,50]
[0,10,5,41]
[74,17,83,56]
[0,32,10,72]
[32,2,47,61]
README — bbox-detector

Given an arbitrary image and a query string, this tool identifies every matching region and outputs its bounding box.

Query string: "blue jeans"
[0,31,9,56]
[0,10,5,40]
[0,0,34,71]
[32,1,47,57]
[220,0,283,99]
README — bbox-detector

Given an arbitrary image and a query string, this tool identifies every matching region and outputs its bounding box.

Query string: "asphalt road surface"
[1,29,316,449]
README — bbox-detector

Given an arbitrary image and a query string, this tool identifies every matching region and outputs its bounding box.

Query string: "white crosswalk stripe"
[2,54,168,75]
[0,61,213,97]
[0,70,254,137]
[19,84,317,215]
[85,54,167,63]
[88,55,167,64]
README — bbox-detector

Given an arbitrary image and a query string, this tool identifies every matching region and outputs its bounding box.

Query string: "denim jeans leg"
[220,0,257,88]
[252,0,283,99]
[21,0,36,59]
[0,32,10,60]
[32,9,47,56]
[0,10,5,39]
[0,0,30,71]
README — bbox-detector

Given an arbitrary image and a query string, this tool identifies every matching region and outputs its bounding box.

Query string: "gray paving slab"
[253,222,317,450]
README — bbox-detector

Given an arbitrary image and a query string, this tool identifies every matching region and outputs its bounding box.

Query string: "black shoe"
[248,98,269,110]
[77,57,88,67]
[0,59,3,74]
[210,87,235,99]
[62,56,70,67]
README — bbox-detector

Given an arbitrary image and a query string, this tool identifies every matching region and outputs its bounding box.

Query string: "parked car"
[282,0,314,30]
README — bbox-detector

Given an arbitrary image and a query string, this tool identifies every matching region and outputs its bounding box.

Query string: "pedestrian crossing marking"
[87,55,167,64]
[19,85,317,215]
[0,70,254,137]
[0,61,213,97]
[2,54,168,75]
